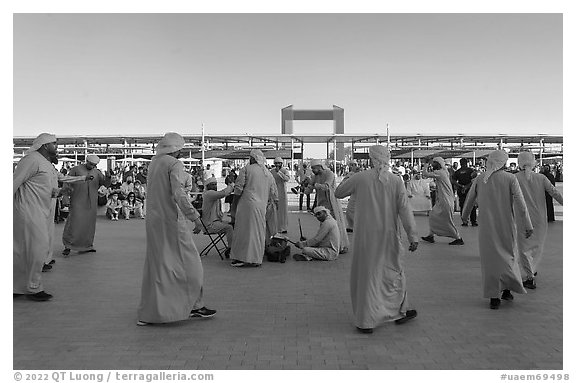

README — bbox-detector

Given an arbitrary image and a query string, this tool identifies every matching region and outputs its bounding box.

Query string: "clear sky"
[13,13,562,138]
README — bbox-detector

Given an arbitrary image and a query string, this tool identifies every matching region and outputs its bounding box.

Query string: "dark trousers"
[545,193,555,221]
[299,192,311,210]
[459,193,477,224]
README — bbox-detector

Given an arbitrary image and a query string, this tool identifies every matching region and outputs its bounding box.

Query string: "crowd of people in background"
[14,132,564,334]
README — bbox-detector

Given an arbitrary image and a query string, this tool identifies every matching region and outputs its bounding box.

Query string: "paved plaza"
[13,185,563,370]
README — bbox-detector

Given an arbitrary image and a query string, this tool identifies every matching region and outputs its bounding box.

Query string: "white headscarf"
[26,133,57,154]
[432,157,446,169]
[156,132,185,155]
[369,145,391,184]
[313,206,331,215]
[484,150,509,183]
[518,151,536,181]
[310,159,326,169]
[250,149,266,166]
[86,154,100,165]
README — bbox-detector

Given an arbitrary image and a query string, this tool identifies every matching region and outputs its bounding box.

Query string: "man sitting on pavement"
[201,177,235,257]
[293,206,340,261]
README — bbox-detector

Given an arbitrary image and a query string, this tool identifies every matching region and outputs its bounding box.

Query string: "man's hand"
[525,229,533,239]
[193,220,203,234]
[296,241,305,249]
[274,200,279,209]
[408,242,418,252]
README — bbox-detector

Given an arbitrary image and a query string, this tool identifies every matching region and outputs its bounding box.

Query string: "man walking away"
[462,150,533,310]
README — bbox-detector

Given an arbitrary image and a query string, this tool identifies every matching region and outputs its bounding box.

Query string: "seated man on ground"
[106,192,123,220]
[201,177,235,257]
[293,206,341,261]
[122,191,145,219]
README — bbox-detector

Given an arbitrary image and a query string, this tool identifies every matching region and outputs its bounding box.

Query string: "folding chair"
[197,218,228,260]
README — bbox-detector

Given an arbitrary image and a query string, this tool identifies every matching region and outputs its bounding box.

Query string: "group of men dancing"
[14,132,563,333]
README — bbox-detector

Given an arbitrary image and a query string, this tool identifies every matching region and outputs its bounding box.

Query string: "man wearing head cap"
[229,149,278,267]
[271,157,290,233]
[406,170,432,213]
[14,133,89,301]
[137,132,216,325]
[335,145,419,333]
[343,161,361,232]
[462,150,534,310]
[305,159,349,253]
[293,206,340,261]
[61,154,106,256]
[202,177,235,255]
[514,151,563,289]
[421,157,464,245]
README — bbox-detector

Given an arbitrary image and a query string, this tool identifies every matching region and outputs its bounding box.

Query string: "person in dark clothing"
[541,164,556,222]
[224,168,237,213]
[452,158,478,226]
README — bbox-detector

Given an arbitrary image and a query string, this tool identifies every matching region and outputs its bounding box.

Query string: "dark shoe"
[293,253,310,261]
[501,290,514,301]
[136,320,150,326]
[231,260,245,267]
[449,238,464,245]
[48,259,56,265]
[523,279,536,289]
[26,291,53,302]
[190,307,217,318]
[42,264,52,272]
[280,230,288,234]
[224,248,231,259]
[395,309,418,325]
[13,293,25,298]
[241,263,261,268]
[490,298,501,309]
[534,272,538,277]
[421,235,435,244]
[461,222,468,226]
[62,248,71,256]
[471,222,478,227]
[356,327,373,334]
[346,228,353,233]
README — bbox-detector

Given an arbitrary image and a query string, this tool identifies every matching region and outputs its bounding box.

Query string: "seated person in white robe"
[293,206,340,261]
[406,171,432,213]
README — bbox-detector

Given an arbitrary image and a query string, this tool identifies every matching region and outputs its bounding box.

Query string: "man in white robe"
[305,159,349,253]
[137,132,215,325]
[14,133,88,301]
[335,145,419,333]
[344,161,361,232]
[229,149,278,267]
[515,152,563,289]
[62,154,106,256]
[406,171,432,214]
[271,157,290,234]
[462,150,534,310]
[421,157,464,245]
[293,206,340,261]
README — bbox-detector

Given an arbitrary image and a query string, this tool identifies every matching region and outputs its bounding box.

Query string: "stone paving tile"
[13,198,563,370]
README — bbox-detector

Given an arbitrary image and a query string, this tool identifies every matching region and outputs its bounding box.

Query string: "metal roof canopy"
[12,133,563,147]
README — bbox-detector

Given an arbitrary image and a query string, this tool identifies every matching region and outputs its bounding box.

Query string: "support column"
[290,138,294,174]
[201,123,205,167]
[333,139,337,175]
